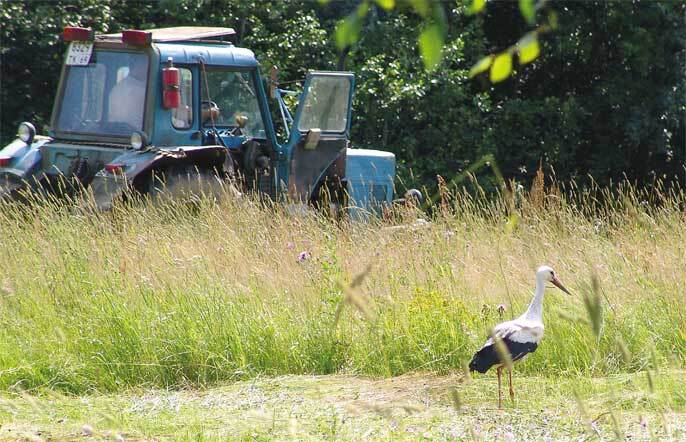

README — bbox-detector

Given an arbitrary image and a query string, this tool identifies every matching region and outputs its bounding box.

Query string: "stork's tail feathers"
[469,345,498,374]
[469,339,539,373]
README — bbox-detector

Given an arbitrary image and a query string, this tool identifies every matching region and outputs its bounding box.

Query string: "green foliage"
[418,23,443,70]
[466,0,486,16]
[0,0,684,190]
[518,0,536,25]
[334,0,448,73]
[468,55,493,78]
[489,52,512,83]
[334,1,369,50]
[466,0,546,83]
[517,33,539,64]
[373,0,395,11]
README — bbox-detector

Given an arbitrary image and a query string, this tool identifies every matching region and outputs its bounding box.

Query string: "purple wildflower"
[640,416,648,431]
[297,251,311,262]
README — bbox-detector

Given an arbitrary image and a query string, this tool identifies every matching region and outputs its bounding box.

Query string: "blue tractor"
[0,26,414,217]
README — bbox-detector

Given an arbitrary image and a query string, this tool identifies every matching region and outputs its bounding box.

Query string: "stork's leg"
[497,366,503,409]
[508,367,515,402]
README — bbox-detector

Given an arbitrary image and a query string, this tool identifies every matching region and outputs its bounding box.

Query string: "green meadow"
[0,180,684,439]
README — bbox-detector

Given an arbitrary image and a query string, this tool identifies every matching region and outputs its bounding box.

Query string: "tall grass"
[0,178,684,394]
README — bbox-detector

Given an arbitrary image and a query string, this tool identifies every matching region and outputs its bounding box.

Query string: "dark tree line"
[1,0,684,189]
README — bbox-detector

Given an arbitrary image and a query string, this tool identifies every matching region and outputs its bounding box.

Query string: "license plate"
[66,42,93,66]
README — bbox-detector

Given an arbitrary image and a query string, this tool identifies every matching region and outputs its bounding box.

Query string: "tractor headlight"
[18,122,36,144]
[130,131,149,150]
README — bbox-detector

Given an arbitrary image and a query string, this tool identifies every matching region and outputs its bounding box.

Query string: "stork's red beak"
[551,276,572,295]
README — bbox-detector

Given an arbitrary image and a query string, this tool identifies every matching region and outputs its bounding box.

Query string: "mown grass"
[2,371,685,440]
[0,177,684,395]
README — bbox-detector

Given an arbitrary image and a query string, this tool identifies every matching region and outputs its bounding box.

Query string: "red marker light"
[0,157,11,167]
[104,163,125,174]
[122,30,152,46]
[63,26,94,42]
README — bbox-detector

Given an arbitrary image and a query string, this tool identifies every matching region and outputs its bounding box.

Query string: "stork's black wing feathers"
[468,338,538,373]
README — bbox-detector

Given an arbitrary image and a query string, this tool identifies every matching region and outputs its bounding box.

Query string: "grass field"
[2,371,685,440]
[0,177,684,439]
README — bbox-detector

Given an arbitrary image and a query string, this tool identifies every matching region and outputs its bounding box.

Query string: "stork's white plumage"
[469,266,571,408]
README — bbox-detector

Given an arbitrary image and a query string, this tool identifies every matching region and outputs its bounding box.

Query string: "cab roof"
[97,26,258,68]
[97,26,236,43]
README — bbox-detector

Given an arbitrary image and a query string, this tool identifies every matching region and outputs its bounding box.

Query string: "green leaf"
[374,0,395,11]
[468,55,493,78]
[548,10,558,29]
[334,2,370,51]
[466,0,486,15]
[334,1,370,50]
[334,16,359,50]
[517,33,540,64]
[489,52,512,83]
[410,0,430,17]
[518,0,535,25]
[356,1,370,17]
[419,24,444,70]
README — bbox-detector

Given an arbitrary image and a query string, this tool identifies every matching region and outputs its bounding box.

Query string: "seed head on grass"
[449,388,462,411]
[646,369,655,394]
[492,335,513,371]
[582,273,604,339]
[333,264,374,327]
[572,389,595,435]
[610,410,623,440]
[461,362,472,384]
[616,336,631,365]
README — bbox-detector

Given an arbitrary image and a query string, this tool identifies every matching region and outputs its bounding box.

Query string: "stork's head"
[537,265,572,295]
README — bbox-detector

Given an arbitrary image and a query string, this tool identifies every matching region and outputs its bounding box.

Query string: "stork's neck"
[523,276,546,321]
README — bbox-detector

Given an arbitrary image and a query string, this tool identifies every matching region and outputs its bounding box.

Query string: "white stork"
[469,265,571,408]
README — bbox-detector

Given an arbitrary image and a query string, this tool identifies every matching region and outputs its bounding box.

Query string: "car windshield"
[55,51,148,137]
[200,69,265,138]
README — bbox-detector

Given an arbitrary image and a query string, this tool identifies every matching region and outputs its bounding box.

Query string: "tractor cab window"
[200,69,265,138]
[56,51,149,136]
[171,67,193,130]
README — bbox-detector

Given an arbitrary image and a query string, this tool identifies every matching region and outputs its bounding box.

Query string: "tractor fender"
[0,136,50,197]
[90,145,227,209]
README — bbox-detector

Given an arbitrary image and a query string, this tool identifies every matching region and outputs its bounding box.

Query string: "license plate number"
[66,42,93,66]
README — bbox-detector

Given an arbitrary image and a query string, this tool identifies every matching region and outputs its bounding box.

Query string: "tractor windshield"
[55,51,149,137]
[200,69,265,138]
